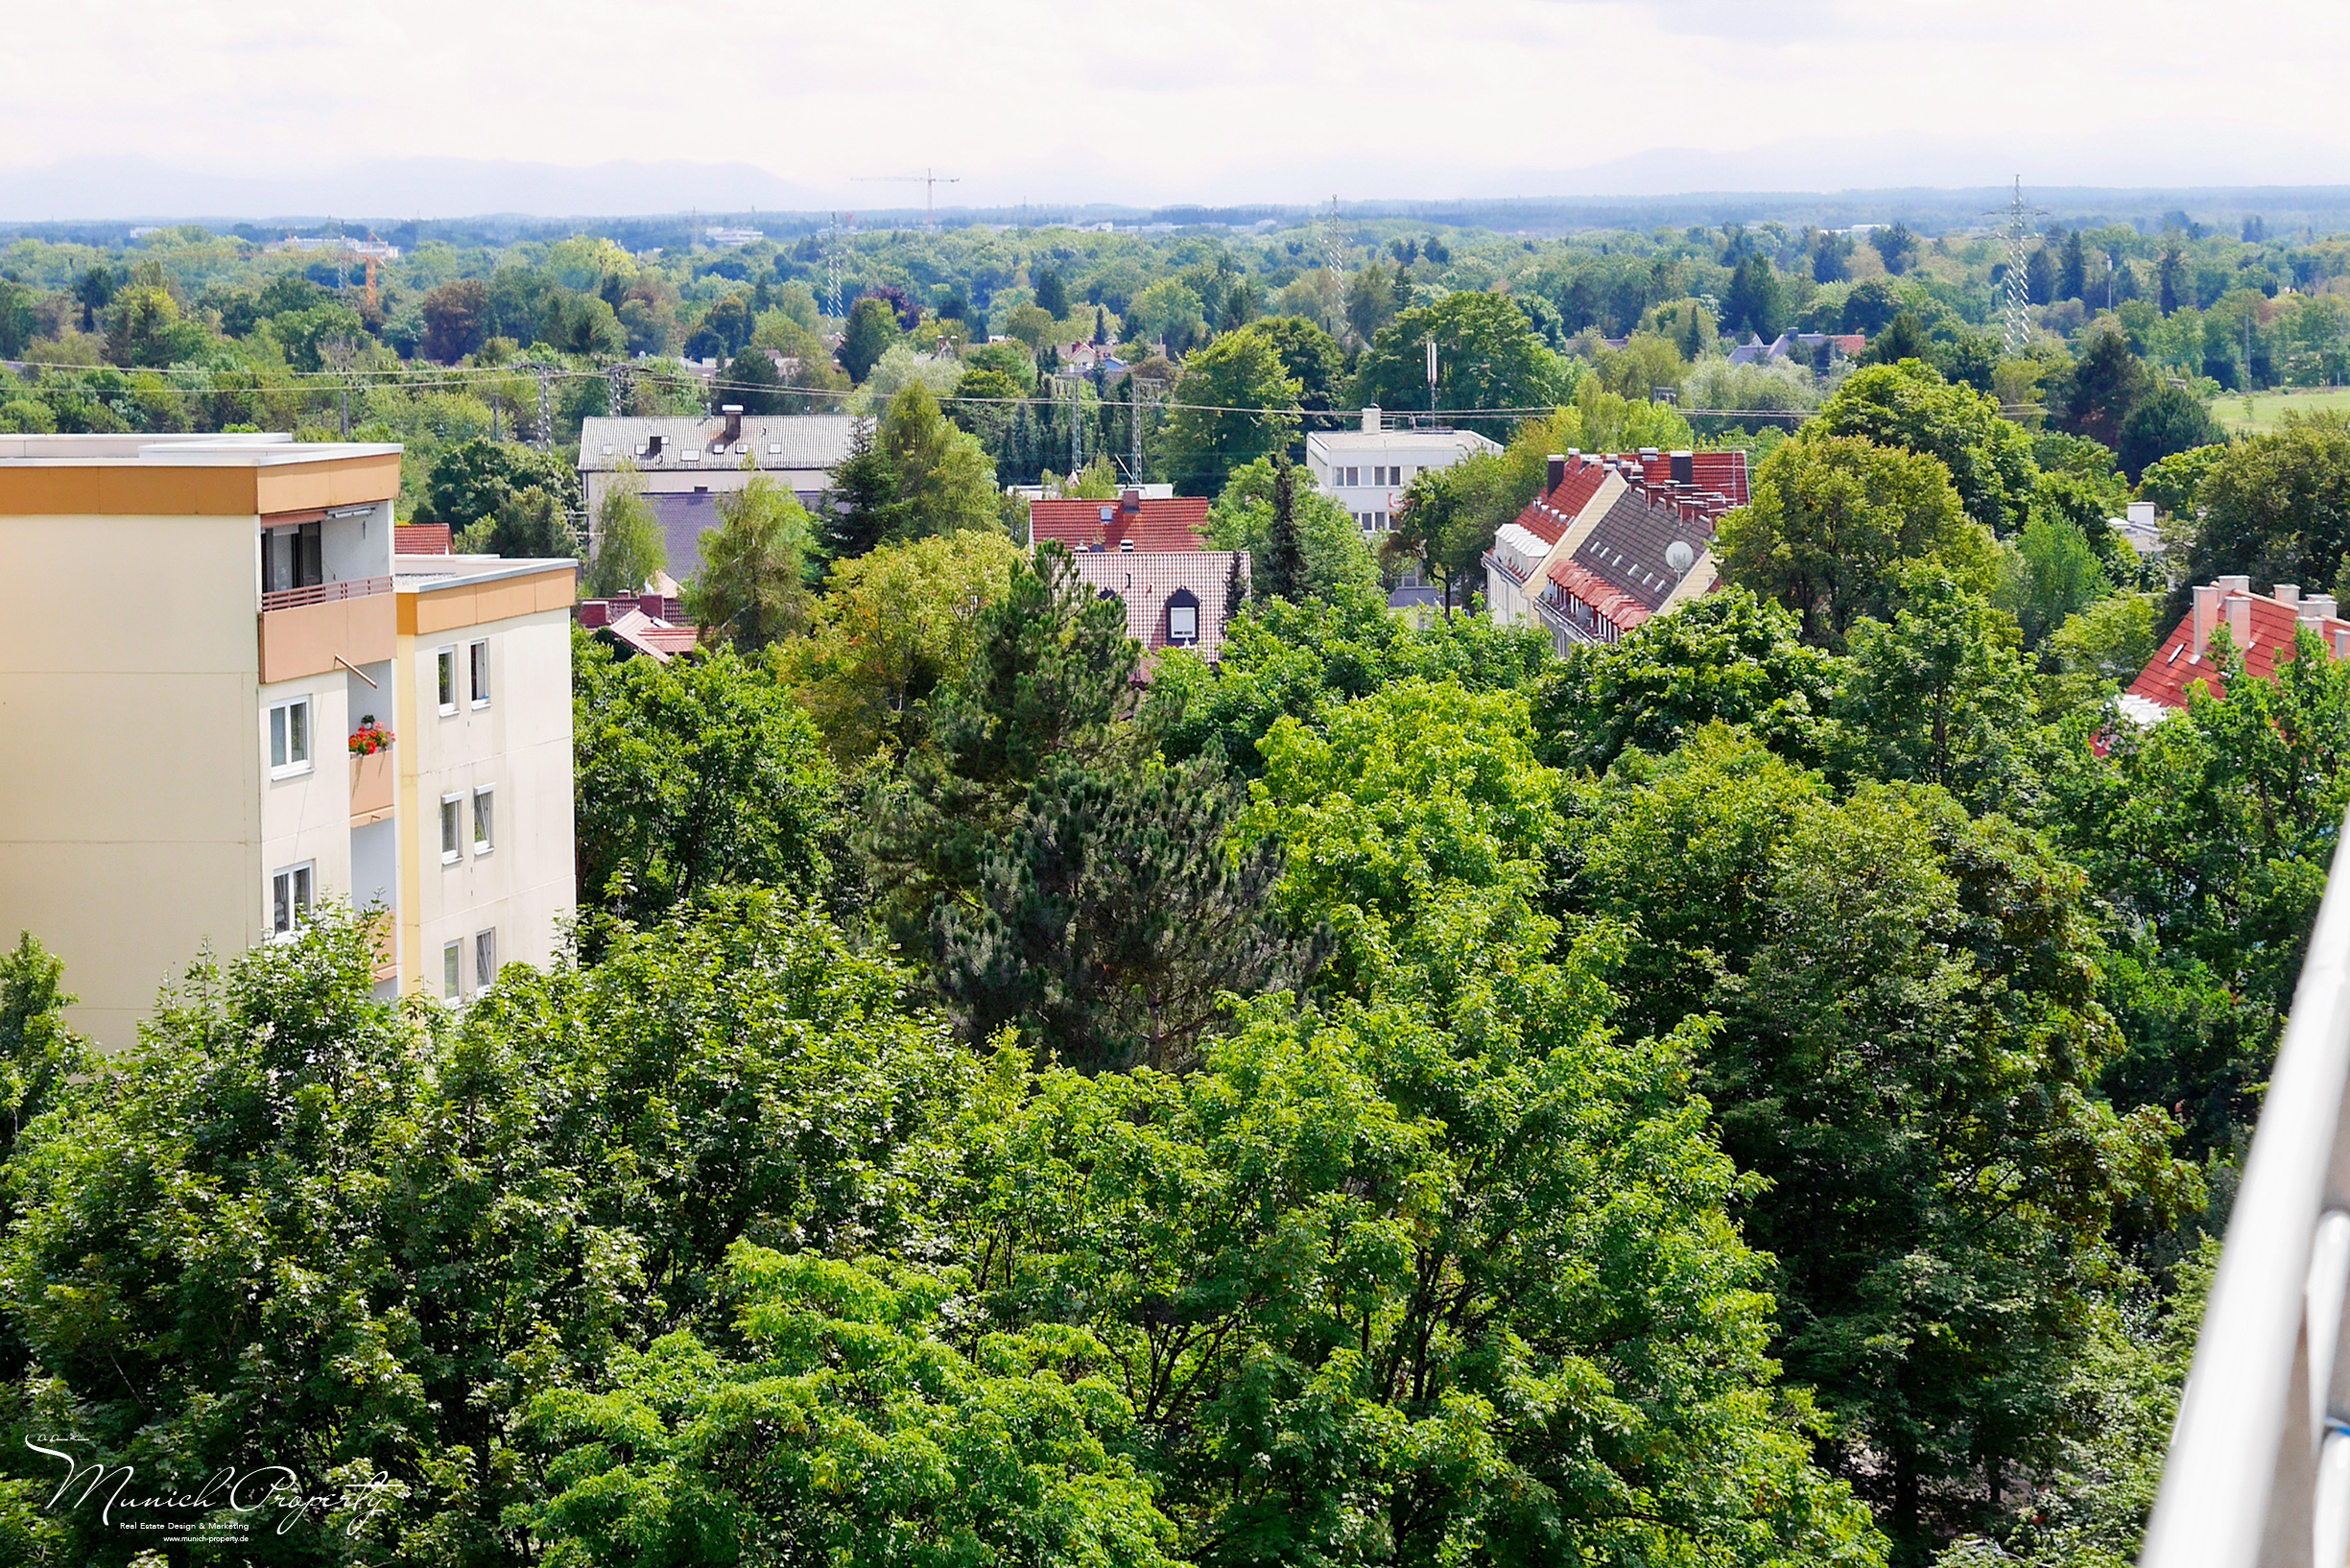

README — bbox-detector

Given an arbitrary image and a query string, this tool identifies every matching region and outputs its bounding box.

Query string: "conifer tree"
[1259,455,1307,603]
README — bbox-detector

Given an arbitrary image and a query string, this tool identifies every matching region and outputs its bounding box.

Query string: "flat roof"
[0,434,402,465]
[394,554,578,593]
[0,434,402,516]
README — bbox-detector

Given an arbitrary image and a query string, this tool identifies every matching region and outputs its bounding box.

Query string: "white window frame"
[440,794,463,864]
[468,640,491,708]
[441,939,463,1000]
[267,697,313,778]
[1167,600,1199,646]
[436,647,458,715]
[472,786,495,856]
[474,928,497,991]
[270,860,315,939]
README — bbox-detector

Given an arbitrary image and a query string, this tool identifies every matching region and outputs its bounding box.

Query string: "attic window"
[1099,505,1115,523]
[681,449,701,462]
[601,444,614,455]
[767,443,782,454]
[1167,587,1201,646]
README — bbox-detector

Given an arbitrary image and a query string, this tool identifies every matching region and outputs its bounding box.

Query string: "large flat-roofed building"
[0,433,576,1043]
[577,409,859,579]
[1305,407,1503,536]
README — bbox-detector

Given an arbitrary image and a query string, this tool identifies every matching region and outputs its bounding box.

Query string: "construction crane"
[852,169,961,233]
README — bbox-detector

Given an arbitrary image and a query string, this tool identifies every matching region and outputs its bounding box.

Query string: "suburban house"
[0,433,577,1044]
[2120,577,2350,727]
[1305,408,1503,536]
[2111,500,2165,561]
[1484,447,1750,651]
[1726,332,1868,367]
[577,409,859,578]
[1066,549,1249,670]
[1031,488,1211,552]
[577,586,700,664]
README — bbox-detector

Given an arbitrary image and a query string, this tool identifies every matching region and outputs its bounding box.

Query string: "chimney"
[2192,583,2219,659]
[2276,582,2300,607]
[1545,453,1567,493]
[720,405,743,444]
[1362,405,1381,433]
[2338,629,2350,661]
[2309,594,2338,622]
[1670,450,1695,486]
[578,601,611,629]
[1638,447,1662,464]
[1119,537,1134,553]
[2218,574,2251,596]
[1121,488,1141,515]
[2228,593,2253,650]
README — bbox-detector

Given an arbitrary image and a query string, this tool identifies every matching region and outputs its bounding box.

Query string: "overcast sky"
[4,0,2346,215]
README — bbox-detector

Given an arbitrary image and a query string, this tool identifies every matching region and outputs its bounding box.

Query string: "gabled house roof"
[2122,578,2350,726]
[1065,549,1248,670]
[1032,489,1212,553]
[1490,447,1748,638]
[577,414,859,474]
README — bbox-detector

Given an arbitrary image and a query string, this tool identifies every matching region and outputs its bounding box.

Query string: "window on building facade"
[472,787,495,854]
[442,940,463,1000]
[440,795,462,863]
[475,928,497,990]
[268,697,311,776]
[436,648,457,713]
[1343,466,1359,487]
[468,640,491,707]
[270,862,314,938]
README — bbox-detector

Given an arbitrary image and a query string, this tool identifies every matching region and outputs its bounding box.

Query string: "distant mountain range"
[5,153,2350,238]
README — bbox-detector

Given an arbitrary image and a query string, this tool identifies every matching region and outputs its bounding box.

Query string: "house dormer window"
[1167,587,1200,646]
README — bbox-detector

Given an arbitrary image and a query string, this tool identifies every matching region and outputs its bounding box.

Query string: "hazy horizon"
[4,0,2344,222]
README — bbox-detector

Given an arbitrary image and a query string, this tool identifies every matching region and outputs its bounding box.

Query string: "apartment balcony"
[349,748,392,826]
[257,575,393,684]
[2145,820,2350,1567]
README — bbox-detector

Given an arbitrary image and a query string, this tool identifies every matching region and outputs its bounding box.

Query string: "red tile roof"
[1032,492,1212,553]
[1547,556,1655,634]
[2127,585,2350,714]
[1515,462,1610,546]
[1066,549,1249,670]
[1501,449,1748,640]
[395,523,451,555]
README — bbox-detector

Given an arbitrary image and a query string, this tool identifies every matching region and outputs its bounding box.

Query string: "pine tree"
[2058,229,2088,301]
[932,756,1318,1073]
[1259,456,1307,603]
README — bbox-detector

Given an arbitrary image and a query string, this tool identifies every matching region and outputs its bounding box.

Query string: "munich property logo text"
[26,1437,397,1543]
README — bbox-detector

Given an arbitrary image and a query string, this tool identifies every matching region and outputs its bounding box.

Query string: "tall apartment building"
[1304,407,1503,535]
[0,434,577,1044]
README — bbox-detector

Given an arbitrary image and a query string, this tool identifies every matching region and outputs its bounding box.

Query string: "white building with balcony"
[1304,407,1503,535]
[0,433,576,1044]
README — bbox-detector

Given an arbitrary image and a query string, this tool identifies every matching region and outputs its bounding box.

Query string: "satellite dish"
[1665,540,1696,574]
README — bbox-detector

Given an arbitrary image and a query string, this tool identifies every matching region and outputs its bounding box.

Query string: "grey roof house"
[577,409,860,579]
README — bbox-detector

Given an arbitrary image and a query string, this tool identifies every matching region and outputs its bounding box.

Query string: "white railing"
[2144,813,2350,1568]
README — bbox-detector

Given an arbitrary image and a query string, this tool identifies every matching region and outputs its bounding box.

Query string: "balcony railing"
[2144,816,2350,1568]
[261,575,392,613]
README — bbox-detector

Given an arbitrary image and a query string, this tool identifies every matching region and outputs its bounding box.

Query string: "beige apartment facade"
[0,434,577,1045]
[392,554,579,1000]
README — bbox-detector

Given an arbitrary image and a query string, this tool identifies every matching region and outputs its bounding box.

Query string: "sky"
[4,0,2348,217]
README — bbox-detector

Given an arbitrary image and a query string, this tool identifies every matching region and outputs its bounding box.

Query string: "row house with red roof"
[1483,447,1749,651]
[1030,487,1212,554]
[1028,487,1244,672]
[2119,576,2350,727]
